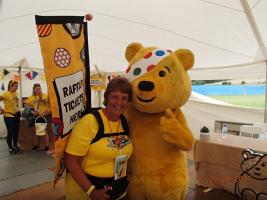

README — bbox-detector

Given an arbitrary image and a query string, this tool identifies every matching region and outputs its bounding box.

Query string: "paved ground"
[0,139,240,200]
[0,179,65,200]
[0,139,54,197]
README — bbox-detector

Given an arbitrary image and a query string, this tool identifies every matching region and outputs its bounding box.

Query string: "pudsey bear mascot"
[124,43,195,200]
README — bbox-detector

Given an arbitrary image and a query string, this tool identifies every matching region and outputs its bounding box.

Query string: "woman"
[0,80,22,154]
[25,83,50,151]
[65,77,133,200]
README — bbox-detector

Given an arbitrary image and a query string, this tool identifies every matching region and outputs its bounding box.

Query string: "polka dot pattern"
[133,68,141,76]
[126,48,171,81]
[155,50,165,56]
[144,52,152,59]
[126,66,131,73]
[147,65,155,72]
[54,48,71,68]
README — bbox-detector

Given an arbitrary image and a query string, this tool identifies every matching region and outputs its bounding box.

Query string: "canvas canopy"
[0,0,267,80]
[1,0,267,137]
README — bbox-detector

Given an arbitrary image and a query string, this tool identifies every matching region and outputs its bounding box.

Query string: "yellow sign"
[90,74,106,90]
[36,15,90,186]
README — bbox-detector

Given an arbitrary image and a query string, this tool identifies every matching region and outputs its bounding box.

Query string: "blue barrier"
[192,85,265,95]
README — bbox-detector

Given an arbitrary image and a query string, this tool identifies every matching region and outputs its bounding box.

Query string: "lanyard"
[102,109,121,133]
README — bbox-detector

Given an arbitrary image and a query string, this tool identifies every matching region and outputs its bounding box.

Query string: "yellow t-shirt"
[65,109,133,178]
[25,94,50,115]
[2,91,19,117]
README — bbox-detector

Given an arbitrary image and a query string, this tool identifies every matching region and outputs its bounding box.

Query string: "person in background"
[24,83,51,152]
[0,80,23,154]
[64,77,133,200]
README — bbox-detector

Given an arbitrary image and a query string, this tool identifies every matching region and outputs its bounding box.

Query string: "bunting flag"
[1,83,4,91]
[36,15,91,185]
[13,74,20,82]
[25,72,32,80]
[32,71,38,79]
[4,69,9,76]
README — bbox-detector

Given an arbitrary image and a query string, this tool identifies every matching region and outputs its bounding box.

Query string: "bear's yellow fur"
[125,43,195,200]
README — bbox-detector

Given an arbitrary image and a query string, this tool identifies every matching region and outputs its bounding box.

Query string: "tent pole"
[240,0,267,57]
[265,60,267,123]
[94,65,102,107]
[240,0,267,123]
[18,66,23,109]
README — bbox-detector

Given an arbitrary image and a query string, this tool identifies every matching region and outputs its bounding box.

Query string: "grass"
[208,94,265,108]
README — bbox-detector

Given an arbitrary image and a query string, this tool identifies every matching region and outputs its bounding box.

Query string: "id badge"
[114,155,127,180]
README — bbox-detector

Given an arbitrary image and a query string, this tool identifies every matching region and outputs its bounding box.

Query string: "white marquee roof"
[0,0,267,80]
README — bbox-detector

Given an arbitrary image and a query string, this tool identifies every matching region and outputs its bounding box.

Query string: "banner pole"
[264,60,267,123]
[18,66,23,109]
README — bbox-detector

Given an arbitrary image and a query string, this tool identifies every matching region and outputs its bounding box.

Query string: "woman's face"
[34,86,42,95]
[9,83,18,92]
[106,90,129,117]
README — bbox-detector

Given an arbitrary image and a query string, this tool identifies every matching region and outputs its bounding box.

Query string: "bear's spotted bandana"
[126,49,171,81]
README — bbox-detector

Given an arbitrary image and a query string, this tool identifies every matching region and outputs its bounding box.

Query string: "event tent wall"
[183,95,264,135]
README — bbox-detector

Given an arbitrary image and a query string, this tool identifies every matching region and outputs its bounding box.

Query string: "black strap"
[5,112,15,116]
[90,110,129,144]
[36,95,40,110]
[90,110,105,144]
[120,114,129,136]
[4,111,19,117]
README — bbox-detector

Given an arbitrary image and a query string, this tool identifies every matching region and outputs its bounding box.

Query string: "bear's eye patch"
[159,71,166,77]
[158,66,170,77]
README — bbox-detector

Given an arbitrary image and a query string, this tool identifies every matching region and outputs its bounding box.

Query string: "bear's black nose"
[138,81,154,91]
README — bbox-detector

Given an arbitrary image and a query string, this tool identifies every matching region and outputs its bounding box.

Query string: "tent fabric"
[183,99,264,135]
[0,0,267,80]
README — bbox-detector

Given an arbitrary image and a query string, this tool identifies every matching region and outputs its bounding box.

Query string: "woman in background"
[0,80,23,154]
[25,83,50,152]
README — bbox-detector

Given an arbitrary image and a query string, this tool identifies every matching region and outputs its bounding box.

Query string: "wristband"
[86,185,95,197]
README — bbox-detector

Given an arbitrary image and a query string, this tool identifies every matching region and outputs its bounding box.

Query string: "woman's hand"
[90,187,111,200]
[40,111,46,117]
[39,96,47,103]
[33,110,39,116]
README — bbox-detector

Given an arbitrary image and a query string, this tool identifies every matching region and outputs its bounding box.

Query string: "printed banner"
[90,73,106,90]
[35,15,91,185]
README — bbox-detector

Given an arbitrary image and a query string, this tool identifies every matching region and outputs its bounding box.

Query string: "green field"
[208,94,265,108]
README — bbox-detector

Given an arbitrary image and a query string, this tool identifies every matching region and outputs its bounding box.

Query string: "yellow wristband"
[86,185,95,197]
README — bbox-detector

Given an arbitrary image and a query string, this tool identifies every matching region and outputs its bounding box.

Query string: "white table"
[194,133,267,198]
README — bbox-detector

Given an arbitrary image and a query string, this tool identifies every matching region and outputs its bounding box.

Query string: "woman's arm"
[64,152,110,199]
[0,95,4,114]
[64,152,90,191]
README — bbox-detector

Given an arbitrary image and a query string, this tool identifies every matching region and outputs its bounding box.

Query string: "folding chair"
[239,125,265,138]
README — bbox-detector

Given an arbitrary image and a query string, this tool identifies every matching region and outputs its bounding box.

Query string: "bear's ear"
[125,42,143,62]
[174,49,194,71]
[243,150,253,159]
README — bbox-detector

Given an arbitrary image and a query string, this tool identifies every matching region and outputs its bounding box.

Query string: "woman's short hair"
[7,80,18,91]
[103,77,132,106]
[32,83,41,95]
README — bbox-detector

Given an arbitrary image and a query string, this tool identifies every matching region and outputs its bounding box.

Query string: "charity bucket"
[35,116,47,136]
